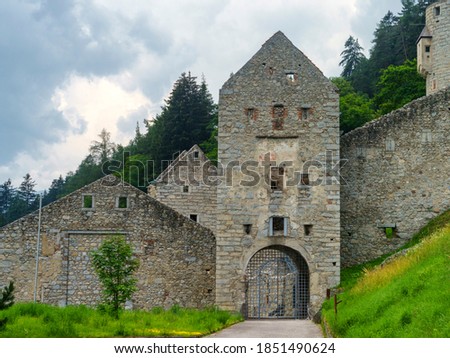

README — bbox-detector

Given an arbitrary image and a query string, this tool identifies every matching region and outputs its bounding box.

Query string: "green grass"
[322,210,450,337]
[0,304,242,338]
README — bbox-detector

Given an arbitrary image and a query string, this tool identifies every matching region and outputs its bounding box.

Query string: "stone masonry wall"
[148,146,217,234]
[216,32,340,317]
[425,0,450,95]
[0,176,216,309]
[341,88,450,266]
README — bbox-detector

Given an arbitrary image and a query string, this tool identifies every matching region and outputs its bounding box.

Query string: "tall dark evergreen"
[148,72,216,172]
[339,36,366,79]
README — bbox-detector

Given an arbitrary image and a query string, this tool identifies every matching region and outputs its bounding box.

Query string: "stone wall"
[148,145,217,234]
[340,88,450,266]
[216,31,340,317]
[0,176,216,309]
[424,0,450,95]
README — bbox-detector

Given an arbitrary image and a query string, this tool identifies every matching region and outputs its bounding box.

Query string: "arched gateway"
[245,246,309,319]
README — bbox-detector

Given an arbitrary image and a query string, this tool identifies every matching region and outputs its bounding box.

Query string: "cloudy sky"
[0,0,404,190]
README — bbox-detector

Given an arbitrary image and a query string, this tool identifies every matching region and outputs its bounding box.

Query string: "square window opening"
[182,185,189,193]
[82,195,93,209]
[304,225,313,236]
[243,224,252,235]
[425,45,431,53]
[193,151,199,159]
[189,214,198,222]
[269,217,289,237]
[117,196,128,209]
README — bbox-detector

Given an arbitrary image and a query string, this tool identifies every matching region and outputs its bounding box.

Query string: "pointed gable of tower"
[221,31,336,96]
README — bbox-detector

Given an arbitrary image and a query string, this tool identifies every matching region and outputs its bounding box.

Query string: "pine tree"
[339,36,366,79]
[18,174,37,207]
[148,72,215,172]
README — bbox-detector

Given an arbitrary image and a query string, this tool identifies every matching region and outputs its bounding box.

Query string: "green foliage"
[385,227,394,239]
[0,303,242,337]
[90,236,139,318]
[339,36,366,79]
[374,59,426,115]
[0,281,15,310]
[323,210,450,337]
[331,77,377,133]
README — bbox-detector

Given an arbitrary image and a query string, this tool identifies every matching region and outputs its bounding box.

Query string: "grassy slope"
[0,304,242,338]
[322,210,450,337]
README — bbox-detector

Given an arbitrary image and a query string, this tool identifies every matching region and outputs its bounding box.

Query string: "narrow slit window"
[193,151,199,159]
[301,173,310,186]
[434,6,440,16]
[246,108,256,120]
[272,104,285,130]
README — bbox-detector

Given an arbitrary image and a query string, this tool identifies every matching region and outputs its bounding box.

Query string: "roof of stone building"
[417,26,432,43]
[221,30,336,91]
[151,144,216,184]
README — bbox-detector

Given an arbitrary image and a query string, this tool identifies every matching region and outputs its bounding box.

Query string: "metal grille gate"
[245,246,309,319]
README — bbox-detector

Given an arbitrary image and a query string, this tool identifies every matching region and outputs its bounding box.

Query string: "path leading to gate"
[208,320,324,338]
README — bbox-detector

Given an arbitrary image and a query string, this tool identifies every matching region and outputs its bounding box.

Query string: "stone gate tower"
[216,31,340,319]
[417,0,450,95]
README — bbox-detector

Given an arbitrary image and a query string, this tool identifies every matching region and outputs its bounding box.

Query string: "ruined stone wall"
[149,146,217,234]
[341,88,450,266]
[216,32,340,317]
[0,176,216,309]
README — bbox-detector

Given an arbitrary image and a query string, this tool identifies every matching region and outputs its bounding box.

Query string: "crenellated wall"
[340,88,450,266]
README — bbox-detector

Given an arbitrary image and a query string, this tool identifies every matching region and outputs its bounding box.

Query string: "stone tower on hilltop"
[417,0,450,95]
[215,31,340,319]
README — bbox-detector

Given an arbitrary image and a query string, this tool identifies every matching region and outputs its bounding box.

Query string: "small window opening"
[434,6,440,16]
[301,107,309,120]
[304,225,313,236]
[269,217,288,236]
[246,107,256,120]
[301,173,310,186]
[385,227,397,239]
[386,138,395,152]
[207,288,213,294]
[206,269,211,275]
[182,185,189,193]
[243,224,252,235]
[117,196,128,209]
[286,72,296,82]
[193,151,199,159]
[189,214,198,222]
[82,195,93,209]
[332,262,337,267]
[270,166,284,190]
[425,45,431,53]
[272,104,285,130]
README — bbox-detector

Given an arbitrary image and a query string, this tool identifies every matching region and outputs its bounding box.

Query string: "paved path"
[208,320,324,338]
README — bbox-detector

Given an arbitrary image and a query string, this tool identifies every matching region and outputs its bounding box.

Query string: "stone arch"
[244,245,309,319]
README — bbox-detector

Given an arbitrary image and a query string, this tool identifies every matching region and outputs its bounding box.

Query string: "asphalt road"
[208,320,324,338]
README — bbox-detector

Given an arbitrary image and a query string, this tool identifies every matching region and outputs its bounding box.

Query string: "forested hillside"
[0,0,437,227]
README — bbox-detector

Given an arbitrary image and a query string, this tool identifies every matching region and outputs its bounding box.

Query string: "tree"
[0,281,15,310]
[89,128,116,166]
[339,36,366,79]
[149,72,216,172]
[331,77,377,133]
[0,179,14,222]
[373,59,426,115]
[43,175,65,205]
[18,173,37,207]
[90,236,139,317]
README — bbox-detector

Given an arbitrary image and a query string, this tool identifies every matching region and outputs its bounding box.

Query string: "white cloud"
[0,0,406,190]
